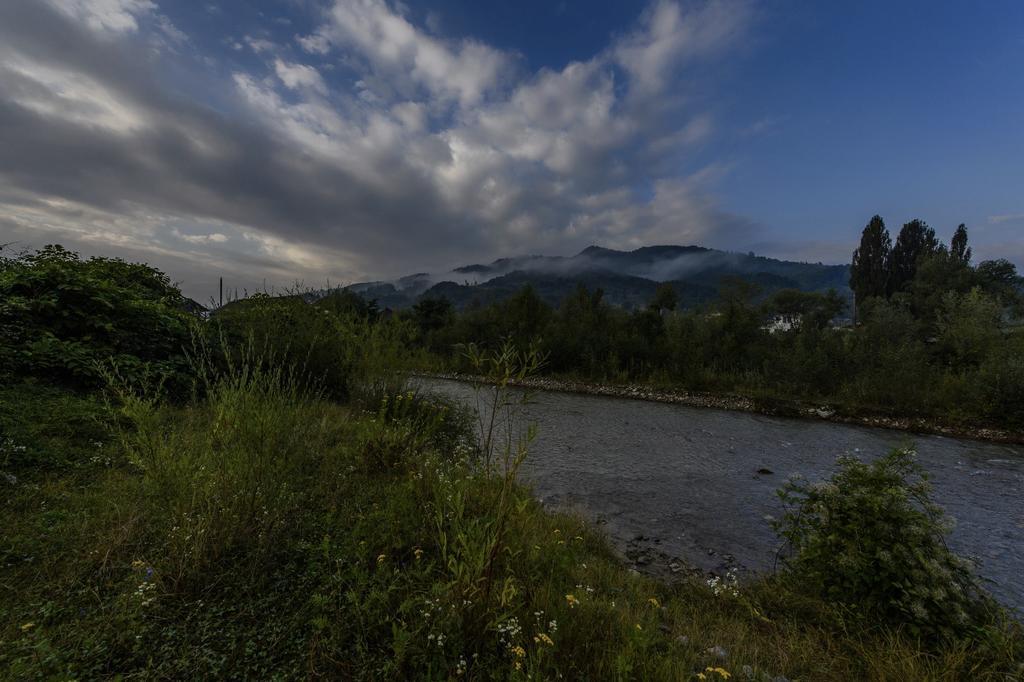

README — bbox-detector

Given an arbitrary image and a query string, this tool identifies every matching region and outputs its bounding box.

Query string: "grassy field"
[2,369,1022,681]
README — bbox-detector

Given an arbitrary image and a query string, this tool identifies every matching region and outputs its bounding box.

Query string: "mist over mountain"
[345,245,851,310]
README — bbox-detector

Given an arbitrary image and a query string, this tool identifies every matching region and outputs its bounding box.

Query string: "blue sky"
[0,0,1021,299]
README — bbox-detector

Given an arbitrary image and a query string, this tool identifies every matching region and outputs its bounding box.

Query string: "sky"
[0,0,1021,300]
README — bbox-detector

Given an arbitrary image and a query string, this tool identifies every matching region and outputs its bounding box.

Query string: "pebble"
[706,645,728,660]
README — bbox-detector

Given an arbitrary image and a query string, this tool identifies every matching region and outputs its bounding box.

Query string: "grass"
[1,372,1022,680]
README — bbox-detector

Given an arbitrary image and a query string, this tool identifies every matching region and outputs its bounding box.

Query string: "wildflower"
[704,667,731,679]
[564,594,579,608]
[535,633,554,646]
[376,554,386,564]
[131,559,145,569]
[648,597,660,608]
[635,623,642,631]
[512,645,526,657]
[21,623,35,632]
[414,548,424,561]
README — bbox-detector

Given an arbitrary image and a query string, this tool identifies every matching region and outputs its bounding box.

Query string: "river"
[421,378,1024,614]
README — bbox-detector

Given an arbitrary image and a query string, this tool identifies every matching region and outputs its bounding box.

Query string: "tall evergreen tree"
[850,215,891,312]
[950,224,972,265]
[888,219,938,295]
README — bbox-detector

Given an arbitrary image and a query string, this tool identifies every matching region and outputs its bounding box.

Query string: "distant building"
[762,313,801,334]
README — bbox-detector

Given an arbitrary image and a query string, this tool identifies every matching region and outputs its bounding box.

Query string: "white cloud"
[229,0,757,262]
[174,230,229,244]
[304,0,513,107]
[988,213,1024,225]
[0,54,147,133]
[615,0,750,96]
[244,35,276,54]
[297,32,331,55]
[2,0,759,298]
[274,59,327,95]
[44,0,156,36]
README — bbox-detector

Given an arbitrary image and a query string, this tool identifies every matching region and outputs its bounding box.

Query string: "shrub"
[773,447,986,640]
[0,245,194,392]
[207,292,419,402]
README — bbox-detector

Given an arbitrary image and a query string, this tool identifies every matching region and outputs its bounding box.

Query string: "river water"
[422,379,1024,613]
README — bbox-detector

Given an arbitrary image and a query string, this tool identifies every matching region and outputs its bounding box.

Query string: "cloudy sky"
[1,0,1022,300]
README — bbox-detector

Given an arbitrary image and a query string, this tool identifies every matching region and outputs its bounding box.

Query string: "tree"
[975,259,1022,310]
[888,219,939,295]
[648,282,678,313]
[850,215,891,313]
[412,297,454,336]
[315,289,379,322]
[950,224,972,266]
[501,284,551,350]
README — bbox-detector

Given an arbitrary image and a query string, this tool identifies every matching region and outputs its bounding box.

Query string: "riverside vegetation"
[1,244,1023,679]
[406,219,1023,433]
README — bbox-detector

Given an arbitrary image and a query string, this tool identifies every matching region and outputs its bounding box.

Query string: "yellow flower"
[536,633,554,646]
[697,675,706,681]
[648,597,660,608]
[705,667,731,679]
[514,661,522,671]
[414,548,424,560]
[20,623,35,632]
[131,559,145,569]
[376,554,386,564]
[565,594,579,608]
[512,645,526,657]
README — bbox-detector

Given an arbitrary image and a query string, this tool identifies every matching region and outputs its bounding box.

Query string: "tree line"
[403,218,1022,427]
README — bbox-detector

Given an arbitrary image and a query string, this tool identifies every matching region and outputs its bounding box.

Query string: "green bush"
[208,292,419,402]
[0,245,194,392]
[774,447,987,640]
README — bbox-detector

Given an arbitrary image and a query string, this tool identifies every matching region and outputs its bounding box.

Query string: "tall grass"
[114,360,335,588]
[2,350,1022,679]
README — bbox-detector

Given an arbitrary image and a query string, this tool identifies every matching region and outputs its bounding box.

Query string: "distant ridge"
[343,244,850,311]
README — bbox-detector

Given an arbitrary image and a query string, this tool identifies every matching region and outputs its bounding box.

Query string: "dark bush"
[0,245,194,392]
[774,448,987,640]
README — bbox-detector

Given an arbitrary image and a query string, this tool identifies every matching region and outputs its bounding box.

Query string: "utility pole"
[219,277,223,308]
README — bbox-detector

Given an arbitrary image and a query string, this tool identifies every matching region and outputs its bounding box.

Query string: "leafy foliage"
[0,245,194,392]
[208,292,420,401]
[774,448,987,640]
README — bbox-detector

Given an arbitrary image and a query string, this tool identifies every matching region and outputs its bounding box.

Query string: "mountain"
[345,245,850,311]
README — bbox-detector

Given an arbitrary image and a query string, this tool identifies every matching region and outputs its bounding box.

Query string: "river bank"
[418,371,1024,445]
[422,376,1024,613]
